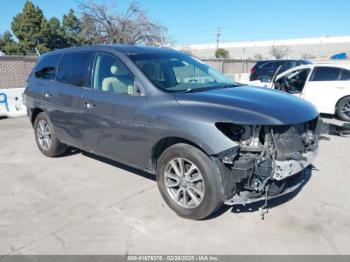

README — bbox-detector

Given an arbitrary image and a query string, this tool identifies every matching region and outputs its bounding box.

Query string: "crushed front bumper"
[224,168,310,206]
[273,149,318,180]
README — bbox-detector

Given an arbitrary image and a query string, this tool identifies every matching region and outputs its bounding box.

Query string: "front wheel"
[156,144,224,220]
[336,96,350,122]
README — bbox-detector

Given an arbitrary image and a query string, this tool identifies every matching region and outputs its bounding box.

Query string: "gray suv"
[24,45,321,220]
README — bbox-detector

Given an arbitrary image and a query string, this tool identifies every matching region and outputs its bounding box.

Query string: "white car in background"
[251,64,350,121]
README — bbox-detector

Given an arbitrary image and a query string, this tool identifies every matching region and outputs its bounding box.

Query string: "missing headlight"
[215,123,245,141]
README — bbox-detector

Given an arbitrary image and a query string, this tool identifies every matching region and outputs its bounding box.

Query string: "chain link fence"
[0,56,37,89]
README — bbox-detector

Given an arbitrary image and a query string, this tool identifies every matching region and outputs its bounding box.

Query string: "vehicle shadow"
[61,147,314,219]
[81,151,156,182]
[61,147,82,157]
[203,167,314,220]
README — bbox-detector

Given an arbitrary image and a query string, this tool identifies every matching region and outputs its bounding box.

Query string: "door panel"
[81,89,149,168]
[81,52,150,169]
[44,51,91,148]
[302,66,343,114]
[45,82,86,147]
[303,81,344,114]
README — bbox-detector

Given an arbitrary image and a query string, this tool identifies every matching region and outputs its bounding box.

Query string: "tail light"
[251,67,256,74]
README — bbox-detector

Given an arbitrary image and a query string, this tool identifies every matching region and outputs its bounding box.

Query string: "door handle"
[44,92,52,98]
[84,102,96,109]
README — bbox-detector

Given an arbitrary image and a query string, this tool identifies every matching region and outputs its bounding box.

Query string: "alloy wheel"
[37,120,52,151]
[164,158,205,209]
[340,101,350,119]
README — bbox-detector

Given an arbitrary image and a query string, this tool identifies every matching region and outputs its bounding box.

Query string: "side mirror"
[134,79,145,96]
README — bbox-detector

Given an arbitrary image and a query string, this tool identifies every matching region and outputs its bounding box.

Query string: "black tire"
[156,143,224,220]
[34,112,67,157]
[336,96,350,122]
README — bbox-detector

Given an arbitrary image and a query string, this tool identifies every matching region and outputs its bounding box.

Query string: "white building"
[0,50,5,57]
[178,35,350,59]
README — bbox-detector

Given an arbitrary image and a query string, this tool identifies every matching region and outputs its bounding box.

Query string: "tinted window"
[311,67,341,81]
[260,61,274,69]
[273,61,283,69]
[34,54,60,80]
[56,52,90,87]
[340,69,350,81]
[92,53,135,95]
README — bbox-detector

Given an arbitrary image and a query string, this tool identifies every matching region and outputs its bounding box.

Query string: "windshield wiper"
[180,84,237,94]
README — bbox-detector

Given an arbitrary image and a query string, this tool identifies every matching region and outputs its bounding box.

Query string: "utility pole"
[216,27,221,49]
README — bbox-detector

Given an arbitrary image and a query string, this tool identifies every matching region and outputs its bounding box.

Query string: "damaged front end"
[214,117,322,208]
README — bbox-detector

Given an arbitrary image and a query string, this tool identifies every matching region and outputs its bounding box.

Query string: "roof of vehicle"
[256,59,310,63]
[42,44,179,57]
[287,63,350,70]
[312,63,350,69]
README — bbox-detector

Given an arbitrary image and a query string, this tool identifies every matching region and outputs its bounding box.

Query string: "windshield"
[128,52,236,92]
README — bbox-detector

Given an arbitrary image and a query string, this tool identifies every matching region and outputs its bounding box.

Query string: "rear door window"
[34,54,61,80]
[56,52,90,87]
[310,67,342,81]
[340,69,350,81]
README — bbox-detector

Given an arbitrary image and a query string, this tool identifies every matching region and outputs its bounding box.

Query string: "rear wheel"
[156,143,224,220]
[34,112,67,157]
[336,96,350,122]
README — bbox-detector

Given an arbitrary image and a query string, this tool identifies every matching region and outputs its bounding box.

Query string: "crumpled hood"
[175,85,319,125]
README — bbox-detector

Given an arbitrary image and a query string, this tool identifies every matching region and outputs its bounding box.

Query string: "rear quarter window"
[310,67,341,81]
[56,52,90,87]
[273,61,284,69]
[34,54,61,80]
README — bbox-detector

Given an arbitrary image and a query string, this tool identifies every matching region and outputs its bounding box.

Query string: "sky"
[1,0,350,45]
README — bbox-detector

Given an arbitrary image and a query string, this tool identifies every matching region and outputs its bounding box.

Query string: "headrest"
[111,65,118,75]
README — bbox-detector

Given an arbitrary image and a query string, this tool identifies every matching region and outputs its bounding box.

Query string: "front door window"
[92,53,135,95]
[275,68,311,94]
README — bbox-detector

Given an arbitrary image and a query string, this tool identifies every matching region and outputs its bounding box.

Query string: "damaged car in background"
[24,45,322,220]
[250,63,350,122]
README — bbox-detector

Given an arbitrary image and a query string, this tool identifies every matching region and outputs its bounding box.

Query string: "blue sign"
[0,93,9,112]
[330,53,347,60]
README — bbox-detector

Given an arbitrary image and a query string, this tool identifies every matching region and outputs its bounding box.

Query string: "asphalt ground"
[0,116,349,255]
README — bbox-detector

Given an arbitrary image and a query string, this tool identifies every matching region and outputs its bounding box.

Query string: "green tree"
[11,1,50,54]
[215,48,230,58]
[0,31,21,55]
[47,17,69,49]
[62,9,83,46]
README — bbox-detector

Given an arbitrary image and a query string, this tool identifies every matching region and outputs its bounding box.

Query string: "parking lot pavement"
[0,117,350,255]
